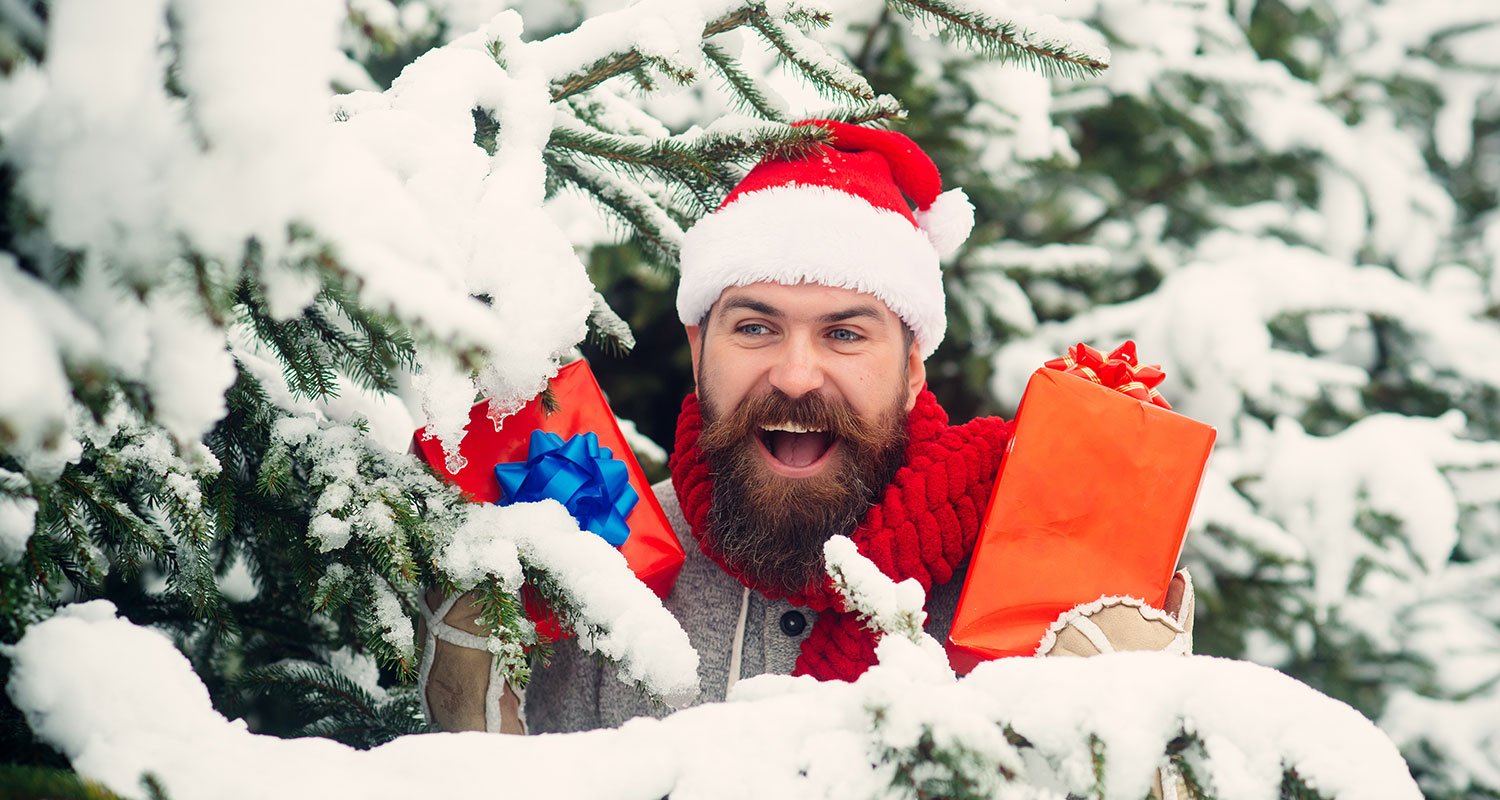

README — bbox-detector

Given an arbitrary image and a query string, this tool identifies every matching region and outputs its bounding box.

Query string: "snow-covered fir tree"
[825,3,1500,797]
[0,0,1492,798]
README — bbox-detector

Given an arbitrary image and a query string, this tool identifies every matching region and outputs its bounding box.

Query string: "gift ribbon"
[494,430,639,546]
[1044,341,1172,409]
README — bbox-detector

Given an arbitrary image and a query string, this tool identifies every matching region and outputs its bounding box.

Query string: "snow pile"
[7,602,1420,799]
[439,501,701,708]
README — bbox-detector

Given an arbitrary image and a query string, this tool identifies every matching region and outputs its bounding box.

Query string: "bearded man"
[427,121,1194,736]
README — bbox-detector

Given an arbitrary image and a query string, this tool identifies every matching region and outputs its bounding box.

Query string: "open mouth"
[756,422,836,474]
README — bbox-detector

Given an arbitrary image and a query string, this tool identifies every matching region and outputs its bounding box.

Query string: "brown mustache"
[697,389,899,456]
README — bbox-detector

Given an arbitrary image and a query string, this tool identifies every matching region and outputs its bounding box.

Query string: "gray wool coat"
[523,479,969,734]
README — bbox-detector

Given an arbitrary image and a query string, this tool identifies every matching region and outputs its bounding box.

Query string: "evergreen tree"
[0,0,1121,789]
[2,0,1483,795]
[781,1,1500,796]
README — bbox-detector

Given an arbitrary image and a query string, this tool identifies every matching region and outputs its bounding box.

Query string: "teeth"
[761,423,826,434]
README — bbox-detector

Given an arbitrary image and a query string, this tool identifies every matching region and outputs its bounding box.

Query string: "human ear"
[685,325,702,385]
[905,345,926,411]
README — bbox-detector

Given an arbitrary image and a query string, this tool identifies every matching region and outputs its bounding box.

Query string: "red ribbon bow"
[1044,341,1172,409]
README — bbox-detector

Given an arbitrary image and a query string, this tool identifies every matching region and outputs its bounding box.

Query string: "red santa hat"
[677,120,973,359]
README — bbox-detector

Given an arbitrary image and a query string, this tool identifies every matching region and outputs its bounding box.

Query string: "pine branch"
[540,384,561,416]
[803,94,906,125]
[548,123,721,186]
[588,291,636,355]
[884,0,1108,77]
[548,7,758,102]
[750,14,877,101]
[236,662,383,722]
[702,41,789,122]
[471,577,538,685]
[0,0,45,64]
[57,473,164,571]
[1089,733,1107,797]
[0,767,129,800]
[310,564,356,612]
[231,662,431,747]
[689,121,831,165]
[0,466,30,498]
[356,587,416,680]
[23,519,84,595]
[545,153,686,266]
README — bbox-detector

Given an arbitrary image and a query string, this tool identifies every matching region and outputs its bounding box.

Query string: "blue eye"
[830,328,862,342]
[738,323,771,336]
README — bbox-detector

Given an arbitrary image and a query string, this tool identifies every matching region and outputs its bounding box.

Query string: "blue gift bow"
[493,430,639,547]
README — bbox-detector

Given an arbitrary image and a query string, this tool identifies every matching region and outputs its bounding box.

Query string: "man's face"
[686,282,926,593]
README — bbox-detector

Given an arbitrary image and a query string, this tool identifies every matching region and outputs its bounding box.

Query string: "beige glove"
[1036,569,1194,657]
[1037,570,1197,799]
[418,589,526,734]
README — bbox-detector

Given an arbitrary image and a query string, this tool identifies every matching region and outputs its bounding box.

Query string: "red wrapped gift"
[412,360,685,641]
[948,343,1215,673]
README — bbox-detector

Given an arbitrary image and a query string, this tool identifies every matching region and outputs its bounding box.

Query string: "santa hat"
[677,120,973,359]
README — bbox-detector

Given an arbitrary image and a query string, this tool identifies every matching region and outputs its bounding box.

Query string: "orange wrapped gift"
[948,342,1215,672]
[412,360,685,641]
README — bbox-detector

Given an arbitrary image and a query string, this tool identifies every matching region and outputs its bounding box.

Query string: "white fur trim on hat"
[678,185,947,358]
[914,188,974,258]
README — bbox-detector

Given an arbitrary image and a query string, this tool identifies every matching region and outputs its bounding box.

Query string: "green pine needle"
[0,767,131,800]
[750,14,877,102]
[884,0,1108,78]
[702,42,789,122]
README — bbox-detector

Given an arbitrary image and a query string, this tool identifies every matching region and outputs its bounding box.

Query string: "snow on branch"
[993,238,1500,433]
[824,535,935,649]
[8,603,1421,799]
[436,502,701,707]
[749,14,877,102]
[535,1,755,100]
[887,0,1111,77]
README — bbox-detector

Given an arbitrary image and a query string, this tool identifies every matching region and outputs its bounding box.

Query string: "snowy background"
[1,0,1498,797]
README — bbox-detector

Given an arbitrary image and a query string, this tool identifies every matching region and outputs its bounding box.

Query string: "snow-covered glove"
[1036,569,1195,657]
[419,589,526,735]
[1038,570,1196,798]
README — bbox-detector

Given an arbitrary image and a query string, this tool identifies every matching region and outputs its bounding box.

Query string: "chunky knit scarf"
[669,389,1010,682]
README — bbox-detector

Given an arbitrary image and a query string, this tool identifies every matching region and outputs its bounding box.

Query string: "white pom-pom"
[914,188,974,259]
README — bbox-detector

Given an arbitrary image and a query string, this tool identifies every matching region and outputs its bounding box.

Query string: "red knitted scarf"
[669,389,1010,682]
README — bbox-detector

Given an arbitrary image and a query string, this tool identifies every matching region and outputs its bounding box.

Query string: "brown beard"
[696,385,909,595]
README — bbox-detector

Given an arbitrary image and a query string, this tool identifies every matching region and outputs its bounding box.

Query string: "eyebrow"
[719,296,885,325]
[720,297,782,317]
[817,305,884,324]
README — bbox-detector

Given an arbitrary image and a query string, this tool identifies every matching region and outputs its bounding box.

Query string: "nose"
[766,334,826,399]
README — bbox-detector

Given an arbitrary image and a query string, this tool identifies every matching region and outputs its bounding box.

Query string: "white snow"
[327,646,390,702]
[615,417,667,467]
[3,0,1498,792]
[370,578,416,659]
[436,508,525,592]
[0,255,97,462]
[0,470,38,564]
[309,514,354,553]
[947,0,1111,66]
[439,501,700,707]
[216,553,260,603]
[6,602,1422,800]
[823,536,932,648]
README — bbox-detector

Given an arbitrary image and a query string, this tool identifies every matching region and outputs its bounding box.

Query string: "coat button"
[779,610,807,637]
